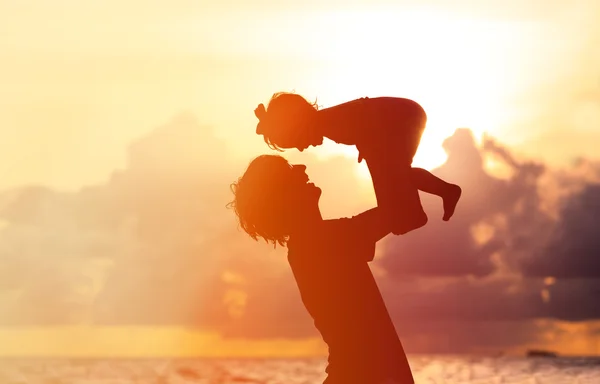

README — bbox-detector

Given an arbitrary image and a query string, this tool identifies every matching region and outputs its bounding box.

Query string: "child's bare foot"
[443,184,462,221]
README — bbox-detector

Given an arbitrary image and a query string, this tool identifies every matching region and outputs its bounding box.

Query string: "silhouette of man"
[229,154,414,384]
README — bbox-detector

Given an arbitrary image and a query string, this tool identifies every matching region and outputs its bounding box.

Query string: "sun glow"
[301,8,536,172]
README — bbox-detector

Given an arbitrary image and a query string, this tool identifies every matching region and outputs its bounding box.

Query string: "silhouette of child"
[253,92,462,235]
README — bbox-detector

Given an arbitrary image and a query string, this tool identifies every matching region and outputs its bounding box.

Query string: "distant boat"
[526,349,558,358]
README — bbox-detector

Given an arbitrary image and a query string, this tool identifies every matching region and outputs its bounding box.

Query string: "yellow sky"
[2,0,600,357]
[2,0,600,191]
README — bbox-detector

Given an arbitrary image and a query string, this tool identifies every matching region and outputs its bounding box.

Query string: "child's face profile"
[268,126,323,152]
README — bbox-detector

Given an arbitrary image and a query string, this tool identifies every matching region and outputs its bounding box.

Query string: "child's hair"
[254,92,319,151]
[227,154,294,247]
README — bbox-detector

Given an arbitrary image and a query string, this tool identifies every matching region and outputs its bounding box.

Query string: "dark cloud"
[377,128,552,278]
[380,275,600,323]
[539,279,600,321]
[521,181,600,278]
[397,320,550,354]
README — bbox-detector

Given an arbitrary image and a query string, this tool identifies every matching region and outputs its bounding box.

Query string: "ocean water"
[0,356,599,384]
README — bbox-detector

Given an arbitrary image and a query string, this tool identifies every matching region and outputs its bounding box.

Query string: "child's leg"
[388,99,462,221]
[364,154,428,235]
[410,168,462,221]
[376,100,428,234]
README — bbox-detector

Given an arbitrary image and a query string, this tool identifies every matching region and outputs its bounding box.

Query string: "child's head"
[254,92,323,152]
[228,154,322,247]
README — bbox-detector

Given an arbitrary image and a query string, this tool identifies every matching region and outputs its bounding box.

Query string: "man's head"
[229,154,322,246]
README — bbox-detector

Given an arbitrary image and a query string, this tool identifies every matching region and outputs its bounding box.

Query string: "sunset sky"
[1,0,600,357]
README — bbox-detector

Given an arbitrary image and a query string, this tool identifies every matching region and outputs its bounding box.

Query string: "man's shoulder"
[287,219,355,244]
[288,219,375,264]
[324,218,376,262]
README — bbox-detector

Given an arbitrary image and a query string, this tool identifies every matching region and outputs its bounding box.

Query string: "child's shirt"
[317,97,427,163]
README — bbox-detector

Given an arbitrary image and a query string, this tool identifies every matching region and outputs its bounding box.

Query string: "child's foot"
[442,184,462,221]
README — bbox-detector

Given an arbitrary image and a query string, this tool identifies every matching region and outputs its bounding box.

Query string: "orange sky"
[0,319,599,357]
[1,0,600,357]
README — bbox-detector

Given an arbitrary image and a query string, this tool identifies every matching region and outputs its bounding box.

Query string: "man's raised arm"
[345,207,394,244]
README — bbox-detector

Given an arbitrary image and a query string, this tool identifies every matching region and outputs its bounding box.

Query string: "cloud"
[377,128,553,278]
[397,320,551,354]
[379,274,600,322]
[1,112,600,355]
[0,112,369,329]
[0,113,237,326]
[521,179,600,279]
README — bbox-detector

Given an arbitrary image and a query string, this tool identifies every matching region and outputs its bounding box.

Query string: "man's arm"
[324,208,391,263]
[344,207,393,244]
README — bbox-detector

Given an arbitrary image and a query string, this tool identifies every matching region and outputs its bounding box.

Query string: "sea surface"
[0,356,599,384]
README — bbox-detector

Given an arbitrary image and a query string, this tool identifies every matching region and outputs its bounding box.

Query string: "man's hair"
[228,154,294,247]
[256,92,319,151]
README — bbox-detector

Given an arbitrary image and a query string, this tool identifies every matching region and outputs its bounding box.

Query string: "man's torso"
[287,219,413,383]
